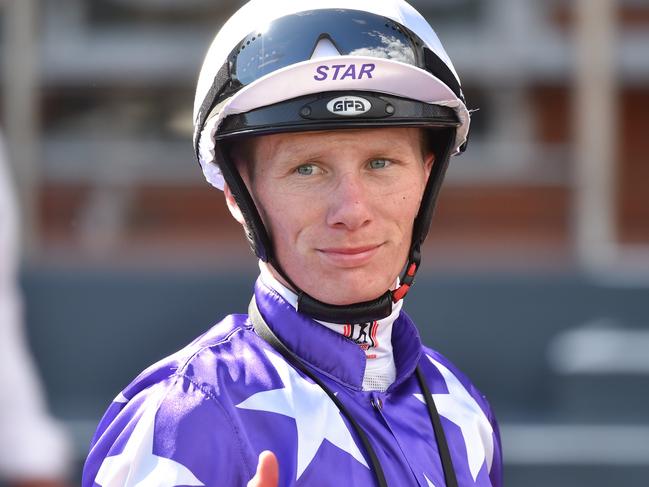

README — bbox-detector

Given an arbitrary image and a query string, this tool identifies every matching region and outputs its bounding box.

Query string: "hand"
[9,480,73,487]
[247,450,279,487]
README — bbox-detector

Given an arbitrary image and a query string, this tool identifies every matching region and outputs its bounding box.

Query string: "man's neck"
[258,261,400,391]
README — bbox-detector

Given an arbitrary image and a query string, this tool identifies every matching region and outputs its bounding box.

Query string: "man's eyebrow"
[271,143,322,161]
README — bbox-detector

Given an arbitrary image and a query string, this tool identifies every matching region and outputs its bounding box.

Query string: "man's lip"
[318,245,382,255]
[316,244,383,268]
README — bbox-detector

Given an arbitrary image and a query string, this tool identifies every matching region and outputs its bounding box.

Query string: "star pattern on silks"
[95,390,204,487]
[415,355,494,482]
[237,350,369,480]
[424,473,437,486]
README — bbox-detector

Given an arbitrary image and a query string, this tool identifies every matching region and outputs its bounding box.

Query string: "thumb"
[247,450,279,487]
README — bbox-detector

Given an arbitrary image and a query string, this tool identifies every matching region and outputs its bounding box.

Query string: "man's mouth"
[316,244,383,267]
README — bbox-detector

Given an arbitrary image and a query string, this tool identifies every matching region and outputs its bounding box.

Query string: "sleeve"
[422,348,504,487]
[0,133,72,480]
[486,397,504,487]
[83,375,254,487]
[460,368,504,487]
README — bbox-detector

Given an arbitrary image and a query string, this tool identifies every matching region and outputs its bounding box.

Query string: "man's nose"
[325,173,373,231]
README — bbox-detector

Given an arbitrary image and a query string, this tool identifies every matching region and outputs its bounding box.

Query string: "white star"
[95,390,204,487]
[424,473,436,486]
[237,350,368,479]
[415,355,494,481]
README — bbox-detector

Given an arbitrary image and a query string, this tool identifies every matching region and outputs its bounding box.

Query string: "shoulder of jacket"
[418,346,496,417]
[115,314,255,405]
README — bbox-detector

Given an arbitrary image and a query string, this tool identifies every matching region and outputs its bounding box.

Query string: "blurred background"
[0,0,648,485]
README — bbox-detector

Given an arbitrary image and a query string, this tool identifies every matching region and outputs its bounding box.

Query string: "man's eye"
[369,159,391,169]
[296,164,319,176]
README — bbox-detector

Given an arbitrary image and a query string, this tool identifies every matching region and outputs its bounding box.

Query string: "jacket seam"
[179,372,254,481]
[172,325,255,481]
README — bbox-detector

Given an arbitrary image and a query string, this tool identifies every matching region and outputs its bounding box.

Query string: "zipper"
[370,393,384,411]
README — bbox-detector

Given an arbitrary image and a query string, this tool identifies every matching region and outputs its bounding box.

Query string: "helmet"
[193,0,470,323]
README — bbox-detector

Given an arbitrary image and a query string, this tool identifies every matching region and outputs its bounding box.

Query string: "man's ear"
[224,183,246,225]
[424,152,435,180]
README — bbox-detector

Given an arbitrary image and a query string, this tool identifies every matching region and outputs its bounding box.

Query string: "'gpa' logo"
[326,96,371,117]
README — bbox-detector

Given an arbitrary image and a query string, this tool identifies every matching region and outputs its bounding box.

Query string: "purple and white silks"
[83,278,503,486]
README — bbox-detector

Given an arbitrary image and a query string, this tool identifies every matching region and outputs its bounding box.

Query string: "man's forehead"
[253,127,423,155]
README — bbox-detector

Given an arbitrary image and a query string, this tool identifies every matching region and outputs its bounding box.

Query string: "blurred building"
[1,1,648,486]
[0,0,646,269]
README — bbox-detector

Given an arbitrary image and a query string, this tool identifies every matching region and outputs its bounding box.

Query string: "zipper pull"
[370,395,383,411]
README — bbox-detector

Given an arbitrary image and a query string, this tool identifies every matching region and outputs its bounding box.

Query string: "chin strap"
[269,251,394,324]
[295,244,421,324]
[391,244,421,303]
[297,290,393,325]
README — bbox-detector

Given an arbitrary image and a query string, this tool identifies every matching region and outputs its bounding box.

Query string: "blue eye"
[296,164,315,176]
[296,164,324,176]
[369,159,390,169]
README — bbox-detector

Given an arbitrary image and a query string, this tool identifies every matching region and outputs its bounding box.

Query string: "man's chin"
[281,259,400,305]
[303,281,390,307]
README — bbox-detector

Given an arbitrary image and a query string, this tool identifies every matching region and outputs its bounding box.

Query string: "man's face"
[231,127,433,306]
